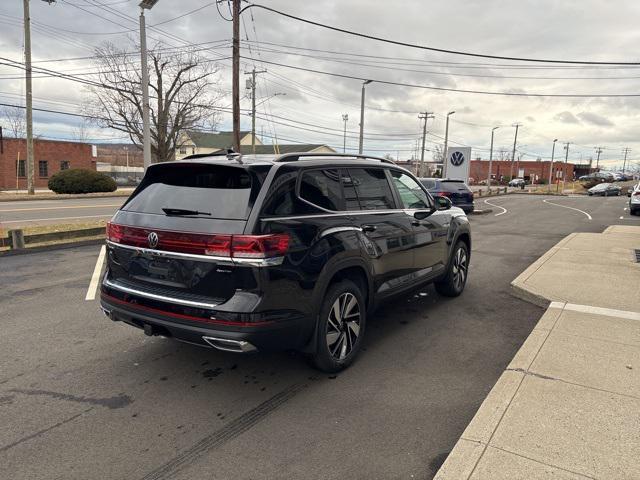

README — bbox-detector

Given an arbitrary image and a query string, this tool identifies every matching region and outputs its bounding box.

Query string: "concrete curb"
[0,191,132,202]
[470,209,493,215]
[0,238,104,256]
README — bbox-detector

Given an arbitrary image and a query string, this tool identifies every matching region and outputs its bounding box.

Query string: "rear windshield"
[123,163,262,220]
[440,180,469,192]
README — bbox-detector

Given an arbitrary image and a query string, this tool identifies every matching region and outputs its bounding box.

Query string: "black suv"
[419,178,474,213]
[100,153,471,372]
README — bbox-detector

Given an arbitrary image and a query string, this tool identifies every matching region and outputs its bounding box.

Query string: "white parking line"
[85,245,106,301]
[542,199,592,220]
[483,199,507,216]
[557,302,640,322]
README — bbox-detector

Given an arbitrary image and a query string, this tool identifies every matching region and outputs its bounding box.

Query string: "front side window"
[392,170,431,209]
[299,169,343,211]
[344,168,395,210]
[38,160,48,177]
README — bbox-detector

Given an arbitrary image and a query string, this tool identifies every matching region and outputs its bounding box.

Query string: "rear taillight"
[107,222,289,259]
[232,234,290,258]
[436,191,450,197]
[634,191,640,196]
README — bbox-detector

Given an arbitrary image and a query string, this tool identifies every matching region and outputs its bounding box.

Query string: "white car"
[630,183,640,215]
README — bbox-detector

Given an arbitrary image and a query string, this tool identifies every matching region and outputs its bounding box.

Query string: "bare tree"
[72,117,92,142]
[84,42,222,163]
[1,105,26,138]
[432,144,444,164]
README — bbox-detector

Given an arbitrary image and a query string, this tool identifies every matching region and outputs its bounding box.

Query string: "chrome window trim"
[105,240,284,267]
[260,209,407,222]
[103,277,219,310]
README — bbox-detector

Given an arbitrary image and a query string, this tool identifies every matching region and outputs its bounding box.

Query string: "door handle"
[361,224,377,232]
[411,220,421,226]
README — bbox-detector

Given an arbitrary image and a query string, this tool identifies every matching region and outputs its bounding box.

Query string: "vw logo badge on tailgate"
[147,232,159,248]
[450,151,465,166]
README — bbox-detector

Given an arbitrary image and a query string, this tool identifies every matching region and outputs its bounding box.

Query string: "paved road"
[0,197,125,229]
[0,194,637,480]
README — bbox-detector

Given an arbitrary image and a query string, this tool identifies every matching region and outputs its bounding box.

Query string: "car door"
[389,169,449,279]
[341,167,415,295]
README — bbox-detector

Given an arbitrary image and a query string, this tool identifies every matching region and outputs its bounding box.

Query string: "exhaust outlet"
[100,307,112,319]
[202,336,257,353]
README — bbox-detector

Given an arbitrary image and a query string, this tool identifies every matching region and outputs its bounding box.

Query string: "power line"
[241,3,640,66]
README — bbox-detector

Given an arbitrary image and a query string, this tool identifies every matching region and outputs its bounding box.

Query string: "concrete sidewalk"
[436,225,640,480]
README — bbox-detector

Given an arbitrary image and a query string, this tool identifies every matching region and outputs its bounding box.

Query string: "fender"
[445,213,472,263]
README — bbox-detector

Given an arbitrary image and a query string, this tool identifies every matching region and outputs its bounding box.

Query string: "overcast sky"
[1,0,640,168]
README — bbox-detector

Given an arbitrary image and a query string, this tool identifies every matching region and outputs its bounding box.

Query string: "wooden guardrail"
[2,227,105,250]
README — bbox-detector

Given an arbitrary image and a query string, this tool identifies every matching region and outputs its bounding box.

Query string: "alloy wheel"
[326,292,361,360]
[452,247,468,291]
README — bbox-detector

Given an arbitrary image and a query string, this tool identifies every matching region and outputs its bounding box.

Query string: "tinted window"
[261,171,298,216]
[421,179,437,190]
[299,169,343,211]
[440,180,469,192]
[392,171,431,209]
[344,168,395,210]
[123,164,257,220]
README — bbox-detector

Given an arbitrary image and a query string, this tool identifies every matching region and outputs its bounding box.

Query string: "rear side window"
[299,169,343,211]
[344,168,395,210]
[123,164,258,220]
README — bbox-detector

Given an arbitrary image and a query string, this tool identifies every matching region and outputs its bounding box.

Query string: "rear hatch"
[439,180,473,204]
[104,161,274,305]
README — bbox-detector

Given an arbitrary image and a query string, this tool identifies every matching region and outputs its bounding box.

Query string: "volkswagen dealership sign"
[445,147,471,182]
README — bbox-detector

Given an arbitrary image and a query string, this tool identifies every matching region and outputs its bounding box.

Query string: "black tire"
[435,241,469,297]
[311,280,366,373]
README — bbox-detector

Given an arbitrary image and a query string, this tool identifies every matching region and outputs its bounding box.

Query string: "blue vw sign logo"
[450,151,465,166]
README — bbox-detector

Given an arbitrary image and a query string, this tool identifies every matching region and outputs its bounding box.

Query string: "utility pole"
[232,0,241,152]
[487,126,499,193]
[418,112,434,177]
[139,7,151,169]
[341,114,349,153]
[23,0,34,194]
[562,142,570,192]
[509,123,521,180]
[358,80,372,154]
[245,68,266,155]
[622,147,631,173]
[442,110,455,178]
[594,147,603,170]
[548,139,557,191]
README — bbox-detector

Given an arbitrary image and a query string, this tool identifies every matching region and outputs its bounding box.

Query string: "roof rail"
[274,152,396,165]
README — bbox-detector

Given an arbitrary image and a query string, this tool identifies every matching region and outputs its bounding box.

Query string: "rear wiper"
[161,207,211,216]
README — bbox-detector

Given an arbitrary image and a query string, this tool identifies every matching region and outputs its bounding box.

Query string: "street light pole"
[562,142,570,192]
[139,0,158,169]
[548,139,557,191]
[358,80,372,154]
[509,123,521,179]
[342,114,349,153]
[487,126,499,193]
[442,111,455,178]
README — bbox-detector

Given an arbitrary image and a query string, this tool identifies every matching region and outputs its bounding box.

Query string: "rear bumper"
[453,202,474,213]
[100,293,314,352]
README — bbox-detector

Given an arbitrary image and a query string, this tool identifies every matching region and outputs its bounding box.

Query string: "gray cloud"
[554,111,581,124]
[577,111,614,127]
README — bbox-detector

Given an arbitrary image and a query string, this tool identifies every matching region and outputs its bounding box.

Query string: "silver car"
[630,183,640,215]
[587,183,621,196]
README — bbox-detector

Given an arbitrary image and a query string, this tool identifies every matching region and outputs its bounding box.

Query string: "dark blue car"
[419,178,474,214]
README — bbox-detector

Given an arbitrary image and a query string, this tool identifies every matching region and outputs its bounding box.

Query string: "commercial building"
[0,137,95,190]
[469,159,578,184]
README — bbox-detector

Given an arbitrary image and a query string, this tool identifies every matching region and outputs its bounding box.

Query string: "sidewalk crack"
[505,367,558,381]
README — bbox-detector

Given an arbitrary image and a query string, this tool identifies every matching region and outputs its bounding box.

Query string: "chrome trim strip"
[261,209,408,222]
[105,240,284,267]
[103,278,219,310]
[202,336,257,353]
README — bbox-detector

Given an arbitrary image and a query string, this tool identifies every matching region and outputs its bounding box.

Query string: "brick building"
[469,159,576,184]
[0,138,95,190]
[96,143,143,167]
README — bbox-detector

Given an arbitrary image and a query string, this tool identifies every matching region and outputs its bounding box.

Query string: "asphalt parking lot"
[1,194,638,480]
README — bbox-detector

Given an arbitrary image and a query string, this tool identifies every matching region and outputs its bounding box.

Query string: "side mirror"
[435,196,452,211]
[414,210,431,220]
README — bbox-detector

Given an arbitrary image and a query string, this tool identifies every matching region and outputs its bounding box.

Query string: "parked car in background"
[579,172,614,187]
[629,183,640,215]
[101,153,472,372]
[508,178,525,187]
[419,178,474,213]
[587,183,622,196]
